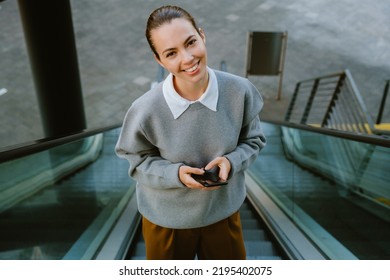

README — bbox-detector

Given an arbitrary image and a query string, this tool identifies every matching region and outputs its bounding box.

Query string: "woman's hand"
[205,156,231,181]
[179,165,205,189]
[179,165,221,190]
[179,157,230,190]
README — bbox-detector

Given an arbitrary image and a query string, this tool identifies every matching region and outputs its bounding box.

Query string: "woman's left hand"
[205,156,231,181]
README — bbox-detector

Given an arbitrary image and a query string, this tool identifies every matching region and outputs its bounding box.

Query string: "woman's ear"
[199,28,206,43]
[153,53,165,69]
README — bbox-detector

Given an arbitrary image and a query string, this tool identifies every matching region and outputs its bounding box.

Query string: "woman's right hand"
[179,165,222,190]
[178,165,215,190]
[179,165,205,189]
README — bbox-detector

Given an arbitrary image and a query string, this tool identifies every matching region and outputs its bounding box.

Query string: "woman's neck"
[173,72,209,101]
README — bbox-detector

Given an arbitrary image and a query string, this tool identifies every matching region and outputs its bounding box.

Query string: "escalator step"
[130,242,146,259]
[246,255,282,260]
[242,229,267,241]
[129,241,281,260]
[244,240,279,257]
[239,209,257,220]
[241,219,261,229]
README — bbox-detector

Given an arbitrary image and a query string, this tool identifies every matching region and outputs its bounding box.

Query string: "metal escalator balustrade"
[247,120,390,259]
[0,126,136,260]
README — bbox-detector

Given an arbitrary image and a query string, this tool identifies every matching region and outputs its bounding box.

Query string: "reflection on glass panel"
[248,122,390,259]
[248,123,295,216]
[0,0,43,148]
[0,128,135,260]
[70,0,148,130]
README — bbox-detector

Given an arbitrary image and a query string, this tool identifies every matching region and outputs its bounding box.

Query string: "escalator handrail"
[0,123,122,163]
[1,117,389,163]
[262,118,390,148]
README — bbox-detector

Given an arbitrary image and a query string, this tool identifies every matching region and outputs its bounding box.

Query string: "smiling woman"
[115,5,267,260]
[146,7,208,101]
[151,18,208,101]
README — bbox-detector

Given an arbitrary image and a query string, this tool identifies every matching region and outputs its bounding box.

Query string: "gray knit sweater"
[115,69,266,229]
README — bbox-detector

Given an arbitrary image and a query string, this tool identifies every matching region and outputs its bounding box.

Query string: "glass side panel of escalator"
[0,128,135,260]
[248,122,390,259]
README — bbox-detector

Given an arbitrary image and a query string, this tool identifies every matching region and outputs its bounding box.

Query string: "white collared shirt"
[162,67,218,119]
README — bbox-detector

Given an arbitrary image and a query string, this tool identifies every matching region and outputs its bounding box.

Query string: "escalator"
[126,199,284,260]
[0,120,389,260]
[0,127,134,260]
[246,121,390,260]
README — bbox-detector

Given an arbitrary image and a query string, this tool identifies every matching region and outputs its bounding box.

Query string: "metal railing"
[376,79,389,125]
[0,123,121,163]
[285,69,388,135]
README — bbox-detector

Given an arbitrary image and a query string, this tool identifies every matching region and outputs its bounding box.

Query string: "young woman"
[116,5,266,260]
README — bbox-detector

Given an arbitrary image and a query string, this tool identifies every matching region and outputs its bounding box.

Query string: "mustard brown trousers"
[142,211,246,260]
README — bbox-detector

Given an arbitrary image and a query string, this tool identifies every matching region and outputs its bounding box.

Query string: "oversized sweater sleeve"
[115,104,185,190]
[224,80,266,177]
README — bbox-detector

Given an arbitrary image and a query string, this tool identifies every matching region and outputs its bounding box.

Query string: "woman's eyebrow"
[183,35,196,45]
[162,47,176,55]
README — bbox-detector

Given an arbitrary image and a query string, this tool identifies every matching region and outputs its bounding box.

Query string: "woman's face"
[151,18,208,93]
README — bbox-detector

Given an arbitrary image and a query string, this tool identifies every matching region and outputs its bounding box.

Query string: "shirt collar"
[162,67,218,119]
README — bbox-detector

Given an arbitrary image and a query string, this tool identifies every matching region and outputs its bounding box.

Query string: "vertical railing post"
[300,79,319,124]
[284,82,301,122]
[321,73,346,127]
[376,80,389,125]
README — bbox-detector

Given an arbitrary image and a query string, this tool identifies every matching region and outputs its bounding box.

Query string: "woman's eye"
[166,51,176,58]
[188,39,197,46]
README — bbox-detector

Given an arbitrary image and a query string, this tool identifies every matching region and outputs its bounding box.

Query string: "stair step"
[239,209,257,219]
[246,255,282,260]
[245,241,279,257]
[242,229,267,241]
[130,256,146,260]
[241,219,261,229]
[131,242,146,257]
[130,241,281,260]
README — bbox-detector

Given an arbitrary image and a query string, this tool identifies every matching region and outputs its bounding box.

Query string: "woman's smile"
[183,61,200,73]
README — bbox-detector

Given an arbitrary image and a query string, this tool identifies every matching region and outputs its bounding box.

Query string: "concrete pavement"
[0,0,389,148]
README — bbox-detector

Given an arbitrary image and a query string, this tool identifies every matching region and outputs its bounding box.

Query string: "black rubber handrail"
[262,118,390,147]
[0,123,122,163]
[1,118,389,164]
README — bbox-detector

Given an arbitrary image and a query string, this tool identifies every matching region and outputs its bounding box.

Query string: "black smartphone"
[191,166,228,187]
[201,180,228,187]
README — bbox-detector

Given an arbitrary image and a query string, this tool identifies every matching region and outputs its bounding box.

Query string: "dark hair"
[145,5,200,59]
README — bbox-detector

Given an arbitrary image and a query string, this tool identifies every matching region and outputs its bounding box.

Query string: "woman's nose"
[181,50,193,63]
